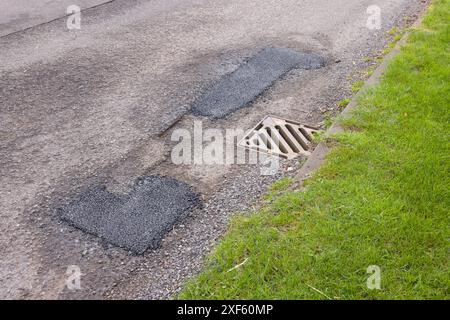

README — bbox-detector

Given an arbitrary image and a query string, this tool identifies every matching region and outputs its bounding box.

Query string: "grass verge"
[180,0,449,299]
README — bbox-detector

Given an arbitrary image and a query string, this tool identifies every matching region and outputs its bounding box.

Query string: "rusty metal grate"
[238,116,319,159]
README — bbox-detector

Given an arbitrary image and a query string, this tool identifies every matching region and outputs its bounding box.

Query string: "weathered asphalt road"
[0,0,113,37]
[0,0,426,299]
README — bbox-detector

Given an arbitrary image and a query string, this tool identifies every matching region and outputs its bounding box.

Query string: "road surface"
[0,0,426,299]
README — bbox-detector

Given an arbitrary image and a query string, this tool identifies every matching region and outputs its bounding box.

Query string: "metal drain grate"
[238,116,319,159]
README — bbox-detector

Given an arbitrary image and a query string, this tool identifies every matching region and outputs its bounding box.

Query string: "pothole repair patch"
[239,115,319,159]
[59,176,199,254]
[192,47,326,119]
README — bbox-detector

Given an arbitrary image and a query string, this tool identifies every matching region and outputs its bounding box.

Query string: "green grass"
[351,80,365,93]
[338,98,351,110]
[388,26,400,36]
[180,0,450,300]
[264,177,294,202]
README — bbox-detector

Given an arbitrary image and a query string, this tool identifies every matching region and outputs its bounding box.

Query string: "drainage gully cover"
[239,115,319,159]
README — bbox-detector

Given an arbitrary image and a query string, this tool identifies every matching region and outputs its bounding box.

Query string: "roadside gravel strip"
[192,48,326,119]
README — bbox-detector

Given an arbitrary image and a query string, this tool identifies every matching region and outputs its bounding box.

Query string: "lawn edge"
[294,10,428,186]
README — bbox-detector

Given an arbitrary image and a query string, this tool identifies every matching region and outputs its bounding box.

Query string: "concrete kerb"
[293,23,419,187]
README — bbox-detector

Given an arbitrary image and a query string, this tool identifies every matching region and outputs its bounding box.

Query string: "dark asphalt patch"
[59,176,199,254]
[191,48,326,119]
